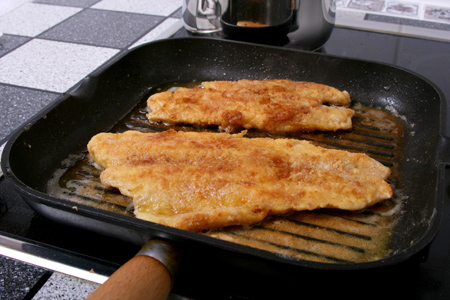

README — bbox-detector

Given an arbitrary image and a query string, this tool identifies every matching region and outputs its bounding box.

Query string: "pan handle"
[86,239,181,300]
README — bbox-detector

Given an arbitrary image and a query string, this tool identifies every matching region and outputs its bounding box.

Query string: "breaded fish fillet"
[202,80,351,106]
[147,80,354,133]
[88,129,392,232]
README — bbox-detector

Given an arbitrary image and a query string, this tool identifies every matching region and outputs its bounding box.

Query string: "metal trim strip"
[0,235,108,284]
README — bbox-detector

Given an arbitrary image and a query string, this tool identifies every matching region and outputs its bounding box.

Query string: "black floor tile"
[0,85,60,141]
[38,8,164,49]
[0,256,51,300]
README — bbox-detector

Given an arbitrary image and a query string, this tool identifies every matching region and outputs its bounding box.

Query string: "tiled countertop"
[1,0,450,299]
[0,0,183,144]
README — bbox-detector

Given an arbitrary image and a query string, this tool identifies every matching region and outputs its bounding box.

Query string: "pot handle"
[86,239,181,300]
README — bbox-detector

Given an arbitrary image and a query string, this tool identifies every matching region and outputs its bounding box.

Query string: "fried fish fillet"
[87,129,392,232]
[147,79,354,133]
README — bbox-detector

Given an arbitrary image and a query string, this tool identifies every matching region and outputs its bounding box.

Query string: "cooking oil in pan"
[47,81,406,264]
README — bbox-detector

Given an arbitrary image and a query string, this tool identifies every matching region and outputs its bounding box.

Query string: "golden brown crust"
[201,80,351,106]
[147,80,354,133]
[88,130,392,232]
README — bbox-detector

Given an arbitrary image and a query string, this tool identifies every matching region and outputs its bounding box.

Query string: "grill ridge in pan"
[2,38,446,288]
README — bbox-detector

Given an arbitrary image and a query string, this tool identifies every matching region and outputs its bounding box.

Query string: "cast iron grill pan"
[2,38,447,296]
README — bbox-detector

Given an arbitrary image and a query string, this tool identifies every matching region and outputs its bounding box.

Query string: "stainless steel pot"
[182,0,335,49]
[182,0,228,33]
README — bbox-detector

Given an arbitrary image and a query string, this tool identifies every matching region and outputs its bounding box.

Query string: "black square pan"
[2,37,449,298]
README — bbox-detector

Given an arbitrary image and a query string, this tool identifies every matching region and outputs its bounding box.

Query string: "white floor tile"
[0,0,29,16]
[92,0,182,16]
[0,3,81,37]
[0,39,119,92]
[32,272,99,300]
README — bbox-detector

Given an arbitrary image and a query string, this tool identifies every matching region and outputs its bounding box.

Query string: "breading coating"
[87,129,393,232]
[147,80,354,133]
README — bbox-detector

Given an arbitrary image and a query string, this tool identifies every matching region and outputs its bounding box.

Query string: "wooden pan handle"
[86,240,181,300]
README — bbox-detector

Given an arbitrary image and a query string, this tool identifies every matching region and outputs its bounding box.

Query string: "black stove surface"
[1,27,450,299]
